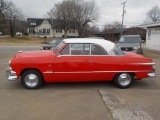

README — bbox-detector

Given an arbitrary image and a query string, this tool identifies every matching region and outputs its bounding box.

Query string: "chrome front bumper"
[6,67,17,80]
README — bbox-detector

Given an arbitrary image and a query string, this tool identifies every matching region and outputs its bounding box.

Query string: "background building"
[27,18,79,38]
[139,22,160,51]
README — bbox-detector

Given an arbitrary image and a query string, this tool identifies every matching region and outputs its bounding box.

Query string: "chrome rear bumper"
[148,73,155,78]
[148,67,155,78]
[6,67,17,80]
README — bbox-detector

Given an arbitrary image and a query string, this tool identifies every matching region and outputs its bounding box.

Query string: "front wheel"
[21,70,43,89]
[114,73,134,88]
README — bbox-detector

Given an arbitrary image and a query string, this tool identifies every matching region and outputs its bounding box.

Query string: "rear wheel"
[114,73,134,88]
[21,70,43,89]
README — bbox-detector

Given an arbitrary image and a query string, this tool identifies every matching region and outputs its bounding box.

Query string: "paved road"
[0,46,40,53]
[0,46,160,120]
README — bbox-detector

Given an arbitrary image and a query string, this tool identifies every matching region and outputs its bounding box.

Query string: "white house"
[139,22,160,51]
[27,18,79,38]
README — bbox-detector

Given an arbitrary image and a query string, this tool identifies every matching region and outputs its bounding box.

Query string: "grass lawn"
[0,36,53,46]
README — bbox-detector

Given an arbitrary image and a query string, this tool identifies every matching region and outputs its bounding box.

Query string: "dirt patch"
[0,36,53,46]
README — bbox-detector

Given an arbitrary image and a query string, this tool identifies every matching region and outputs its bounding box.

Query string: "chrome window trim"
[59,43,110,56]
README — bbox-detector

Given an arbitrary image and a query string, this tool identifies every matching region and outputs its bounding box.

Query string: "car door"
[91,44,115,81]
[53,43,92,82]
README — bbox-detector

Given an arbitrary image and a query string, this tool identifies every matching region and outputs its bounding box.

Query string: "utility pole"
[120,1,127,37]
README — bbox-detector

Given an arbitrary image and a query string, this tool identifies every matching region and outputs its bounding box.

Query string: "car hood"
[14,50,55,58]
[116,43,140,47]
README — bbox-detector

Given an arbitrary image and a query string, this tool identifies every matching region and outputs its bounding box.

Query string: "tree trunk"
[64,30,67,38]
[9,22,14,37]
[9,21,14,37]
[78,28,83,37]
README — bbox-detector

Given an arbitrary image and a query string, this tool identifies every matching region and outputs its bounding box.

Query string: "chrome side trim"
[54,71,92,74]
[131,63,156,65]
[53,70,151,74]
[93,70,151,73]
[43,71,54,74]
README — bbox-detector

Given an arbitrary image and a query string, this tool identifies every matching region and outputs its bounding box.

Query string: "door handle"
[86,59,92,62]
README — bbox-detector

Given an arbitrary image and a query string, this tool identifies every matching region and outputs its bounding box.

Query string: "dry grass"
[0,36,53,46]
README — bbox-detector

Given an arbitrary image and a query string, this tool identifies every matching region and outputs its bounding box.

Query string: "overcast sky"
[12,0,160,29]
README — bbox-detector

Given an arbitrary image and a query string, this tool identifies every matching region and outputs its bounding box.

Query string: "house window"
[56,28,62,33]
[69,29,75,33]
[31,23,36,25]
[47,29,50,33]
[29,28,34,33]
[43,29,46,33]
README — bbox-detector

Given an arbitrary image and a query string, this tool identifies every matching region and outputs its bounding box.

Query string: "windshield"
[53,41,65,53]
[50,40,62,45]
[119,37,140,43]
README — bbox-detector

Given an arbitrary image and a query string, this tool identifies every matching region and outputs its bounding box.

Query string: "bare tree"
[0,0,8,33]
[48,0,73,38]
[102,21,122,41]
[3,1,23,37]
[48,0,98,37]
[72,0,98,37]
[83,25,100,37]
[146,5,160,23]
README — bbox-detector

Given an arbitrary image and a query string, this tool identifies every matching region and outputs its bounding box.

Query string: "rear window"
[112,47,125,55]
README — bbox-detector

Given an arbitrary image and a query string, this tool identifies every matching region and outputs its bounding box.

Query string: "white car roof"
[63,38,115,52]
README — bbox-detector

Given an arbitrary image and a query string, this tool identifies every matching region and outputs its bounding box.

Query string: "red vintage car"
[6,38,155,89]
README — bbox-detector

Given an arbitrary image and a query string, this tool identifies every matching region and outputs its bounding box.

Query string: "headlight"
[40,47,43,50]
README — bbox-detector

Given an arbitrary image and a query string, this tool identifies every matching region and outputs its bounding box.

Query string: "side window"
[60,44,70,55]
[91,44,108,55]
[71,44,90,55]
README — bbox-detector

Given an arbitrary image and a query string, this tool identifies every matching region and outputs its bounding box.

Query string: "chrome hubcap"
[118,73,131,86]
[25,74,38,87]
